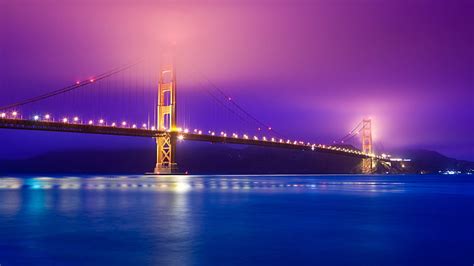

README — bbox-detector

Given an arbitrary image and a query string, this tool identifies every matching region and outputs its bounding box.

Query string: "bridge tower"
[154,56,178,174]
[361,118,375,173]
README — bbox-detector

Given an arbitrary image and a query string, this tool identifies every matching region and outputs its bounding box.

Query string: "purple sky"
[1,0,473,161]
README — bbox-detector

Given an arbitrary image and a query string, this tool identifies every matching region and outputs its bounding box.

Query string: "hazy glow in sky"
[1,0,473,160]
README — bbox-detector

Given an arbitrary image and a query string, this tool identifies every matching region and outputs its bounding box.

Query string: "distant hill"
[394,149,474,174]
[0,143,472,175]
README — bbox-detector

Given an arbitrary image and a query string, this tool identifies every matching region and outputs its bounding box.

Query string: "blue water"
[0,174,473,265]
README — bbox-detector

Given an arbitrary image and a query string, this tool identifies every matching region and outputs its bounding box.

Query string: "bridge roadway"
[0,118,384,160]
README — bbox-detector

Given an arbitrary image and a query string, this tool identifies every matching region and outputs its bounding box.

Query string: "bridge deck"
[0,118,383,160]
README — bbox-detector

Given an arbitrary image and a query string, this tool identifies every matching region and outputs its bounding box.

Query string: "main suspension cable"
[0,60,141,111]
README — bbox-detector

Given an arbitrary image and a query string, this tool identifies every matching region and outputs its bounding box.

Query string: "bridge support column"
[154,53,178,174]
[154,133,177,174]
[361,158,376,174]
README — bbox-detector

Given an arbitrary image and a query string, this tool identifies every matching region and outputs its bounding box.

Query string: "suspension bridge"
[0,56,401,174]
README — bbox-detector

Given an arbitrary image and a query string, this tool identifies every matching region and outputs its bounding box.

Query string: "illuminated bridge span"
[0,117,381,160]
[0,55,396,174]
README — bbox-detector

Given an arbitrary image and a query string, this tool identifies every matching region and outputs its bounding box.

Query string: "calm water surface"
[0,174,473,265]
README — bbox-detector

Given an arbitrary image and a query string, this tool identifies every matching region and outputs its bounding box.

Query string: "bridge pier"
[361,158,376,174]
[154,133,178,174]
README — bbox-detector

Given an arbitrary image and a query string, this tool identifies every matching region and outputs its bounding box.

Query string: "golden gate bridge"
[0,57,401,174]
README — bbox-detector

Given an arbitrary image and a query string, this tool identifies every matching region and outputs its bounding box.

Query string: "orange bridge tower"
[361,118,375,173]
[154,56,178,174]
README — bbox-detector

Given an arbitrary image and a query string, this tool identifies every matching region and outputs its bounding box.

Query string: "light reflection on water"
[0,175,408,193]
[1,174,473,265]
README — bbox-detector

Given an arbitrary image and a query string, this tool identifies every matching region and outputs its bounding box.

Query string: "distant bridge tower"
[154,55,178,174]
[361,118,375,173]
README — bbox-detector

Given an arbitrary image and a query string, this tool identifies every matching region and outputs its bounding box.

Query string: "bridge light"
[198,130,202,135]
[33,115,40,121]
[111,122,117,127]
[132,124,137,129]
[76,81,80,85]
[88,120,94,125]
[62,118,68,123]
[0,113,5,118]
[121,121,127,127]
[271,138,275,142]
[223,133,227,137]
[99,119,104,124]
[193,129,198,133]
[243,134,249,139]
[73,117,79,122]
[177,135,184,141]
[262,136,267,141]
[45,114,51,120]
[253,136,258,140]
[183,128,189,133]
[151,126,156,130]
[211,132,215,136]
[268,127,272,130]
[142,123,147,129]
[12,111,18,117]
[90,78,95,82]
